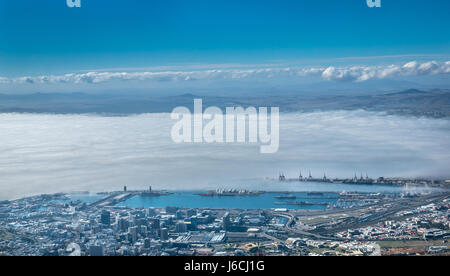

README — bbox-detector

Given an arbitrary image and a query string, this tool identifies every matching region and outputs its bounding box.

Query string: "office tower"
[150,218,160,230]
[176,222,187,233]
[118,218,129,232]
[176,210,185,220]
[222,212,231,231]
[100,210,111,226]
[186,209,197,218]
[139,225,148,237]
[160,228,169,241]
[128,226,138,243]
[146,207,157,217]
[144,238,151,249]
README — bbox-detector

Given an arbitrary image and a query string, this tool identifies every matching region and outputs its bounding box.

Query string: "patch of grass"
[377,239,447,249]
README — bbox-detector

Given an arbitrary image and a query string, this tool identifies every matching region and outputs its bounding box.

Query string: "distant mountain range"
[0,89,449,118]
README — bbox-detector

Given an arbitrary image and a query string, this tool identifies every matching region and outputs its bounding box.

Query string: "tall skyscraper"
[175,222,187,233]
[100,210,111,226]
[128,226,138,243]
[160,228,169,241]
[222,212,231,231]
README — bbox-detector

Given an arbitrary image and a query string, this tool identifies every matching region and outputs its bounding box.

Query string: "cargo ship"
[275,201,328,206]
[307,192,324,196]
[198,190,264,197]
[274,195,297,200]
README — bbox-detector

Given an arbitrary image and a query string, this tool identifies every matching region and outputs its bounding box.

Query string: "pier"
[89,186,172,207]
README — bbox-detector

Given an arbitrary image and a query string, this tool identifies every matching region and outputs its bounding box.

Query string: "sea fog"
[0,110,449,200]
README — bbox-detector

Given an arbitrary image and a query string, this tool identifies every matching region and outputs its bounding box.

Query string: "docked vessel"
[274,195,297,200]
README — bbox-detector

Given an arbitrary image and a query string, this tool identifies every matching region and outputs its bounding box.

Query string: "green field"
[377,239,448,248]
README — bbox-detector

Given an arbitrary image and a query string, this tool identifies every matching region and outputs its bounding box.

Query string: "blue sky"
[1,0,449,78]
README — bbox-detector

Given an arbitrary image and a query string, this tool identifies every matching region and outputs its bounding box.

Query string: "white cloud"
[321,61,450,82]
[1,61,449,86]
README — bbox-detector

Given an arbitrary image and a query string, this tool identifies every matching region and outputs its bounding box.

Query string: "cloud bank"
[2,61,449,86]
[322,61,450,82]
[0,111,449,200]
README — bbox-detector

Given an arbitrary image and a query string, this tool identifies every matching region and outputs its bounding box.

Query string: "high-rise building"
[146,207,157,217]
[150,218,160,230]
[136,218,147,227]
[186,209,197,218]
[160,228,169,241]
[175,222,187,233]
[139,225,148,237]
[128,226,138,243]
[118,218,129,232]
[144,238,151,249]
[100,210,111,226]
[222,212,231,231]
[176,210,185,220]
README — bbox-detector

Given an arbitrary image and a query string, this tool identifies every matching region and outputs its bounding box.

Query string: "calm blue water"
[115,192,339,210]
[64,182,431,210]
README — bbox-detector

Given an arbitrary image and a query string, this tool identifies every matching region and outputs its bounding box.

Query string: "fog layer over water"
[0,111,449,200]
